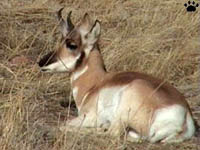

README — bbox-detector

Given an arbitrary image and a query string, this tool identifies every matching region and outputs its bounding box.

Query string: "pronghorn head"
[38,8,101,72]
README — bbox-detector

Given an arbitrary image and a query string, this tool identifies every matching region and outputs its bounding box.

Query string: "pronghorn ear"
[79,13,91,35]
[57,8,74,36]
[86,20,101,45]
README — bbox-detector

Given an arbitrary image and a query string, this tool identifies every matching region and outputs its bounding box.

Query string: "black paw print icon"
[184,1,199,12]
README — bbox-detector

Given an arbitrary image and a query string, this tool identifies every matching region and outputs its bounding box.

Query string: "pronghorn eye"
[66,42,77,50]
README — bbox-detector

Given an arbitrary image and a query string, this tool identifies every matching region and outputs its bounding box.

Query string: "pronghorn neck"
[71,48,106,110]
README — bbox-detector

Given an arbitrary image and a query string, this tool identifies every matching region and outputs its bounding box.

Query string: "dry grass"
[0,0,200,149]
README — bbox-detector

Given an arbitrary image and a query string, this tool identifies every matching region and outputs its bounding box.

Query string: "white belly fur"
[96,86,128,125]
[93,87,195,143]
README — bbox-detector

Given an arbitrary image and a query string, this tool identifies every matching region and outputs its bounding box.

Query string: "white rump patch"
[149,105,187,143]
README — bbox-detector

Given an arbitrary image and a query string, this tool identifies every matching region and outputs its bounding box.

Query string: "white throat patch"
[72,86,79,100]
[71,65,88,82]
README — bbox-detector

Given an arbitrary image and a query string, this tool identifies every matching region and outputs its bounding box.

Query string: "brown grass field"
[0,0,200,149]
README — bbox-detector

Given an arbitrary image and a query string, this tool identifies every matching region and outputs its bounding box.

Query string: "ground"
[0,0,200,149]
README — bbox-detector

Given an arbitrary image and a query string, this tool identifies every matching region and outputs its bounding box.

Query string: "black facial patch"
[75,51,85,69]
[38,51,57,67]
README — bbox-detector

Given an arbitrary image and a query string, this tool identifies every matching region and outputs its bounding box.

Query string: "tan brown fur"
[72,48,189,111]
[38,9,195,143]
[71,48,191,136]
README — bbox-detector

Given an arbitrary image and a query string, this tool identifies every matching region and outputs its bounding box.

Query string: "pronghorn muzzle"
[38,51,57,71]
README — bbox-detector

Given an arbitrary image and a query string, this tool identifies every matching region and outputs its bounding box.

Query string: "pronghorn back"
[38,8,195,143]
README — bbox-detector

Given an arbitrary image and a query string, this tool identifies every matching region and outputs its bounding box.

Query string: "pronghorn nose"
[38,51,56,67]
[38,59,45,68]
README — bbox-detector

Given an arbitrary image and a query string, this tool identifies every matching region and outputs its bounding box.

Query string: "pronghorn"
[38,8,196,143]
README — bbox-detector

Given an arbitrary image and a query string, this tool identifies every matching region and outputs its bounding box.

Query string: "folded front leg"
[59,113,104,132]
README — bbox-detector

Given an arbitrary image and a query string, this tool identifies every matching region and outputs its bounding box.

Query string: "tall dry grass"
[0,0,200,149]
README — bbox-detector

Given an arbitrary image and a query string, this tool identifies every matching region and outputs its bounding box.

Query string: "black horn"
[57,7,65,22]
[57,8,74,32]
[66,11,74,31]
